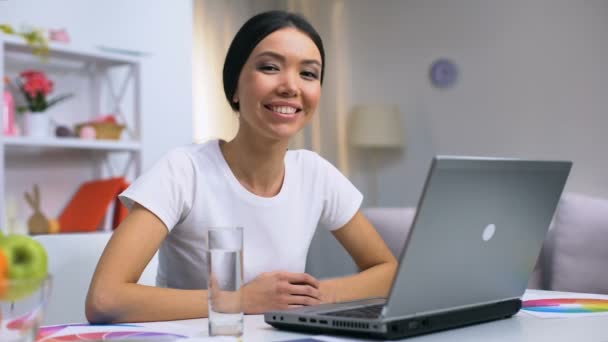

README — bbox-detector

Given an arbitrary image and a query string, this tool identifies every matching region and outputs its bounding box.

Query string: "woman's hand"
[242,271,322,313]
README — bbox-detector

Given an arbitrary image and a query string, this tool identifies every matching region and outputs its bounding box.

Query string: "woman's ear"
[232,89,239,104]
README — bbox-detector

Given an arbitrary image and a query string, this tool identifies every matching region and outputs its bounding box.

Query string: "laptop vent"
[332,320,370,330]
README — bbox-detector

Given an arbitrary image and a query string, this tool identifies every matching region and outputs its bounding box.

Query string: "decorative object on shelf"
[15,70,73,112]
[13,70,73,138]
[4,197,26,235]
[75,114,125,140]
[47,219,60,234]
[77,125,96,139]
[22,112,50,137]
[54,125,73,138]
[2,77,19,136]
[58,177,130,232]
[0,24,49,57]
[48,28,70,43]
[429,58,459,89]
[24,184,50,235]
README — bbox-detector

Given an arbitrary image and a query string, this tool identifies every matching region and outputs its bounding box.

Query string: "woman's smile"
[264,101,303,121]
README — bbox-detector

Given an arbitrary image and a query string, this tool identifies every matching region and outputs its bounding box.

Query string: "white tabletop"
[171,290,608,341]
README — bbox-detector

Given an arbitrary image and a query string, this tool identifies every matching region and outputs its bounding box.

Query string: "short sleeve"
[316,156,363,231]
[119,147,196,231]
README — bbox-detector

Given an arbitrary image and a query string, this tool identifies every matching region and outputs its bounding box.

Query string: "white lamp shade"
[349,105,404,148]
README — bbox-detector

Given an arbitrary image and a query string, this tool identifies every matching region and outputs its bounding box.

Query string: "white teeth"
[270,106,297,114]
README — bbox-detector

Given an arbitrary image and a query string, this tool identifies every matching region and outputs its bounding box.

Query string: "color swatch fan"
[524,298,608,313]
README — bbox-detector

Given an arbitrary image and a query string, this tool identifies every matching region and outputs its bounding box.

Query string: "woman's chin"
[265,123,305,140]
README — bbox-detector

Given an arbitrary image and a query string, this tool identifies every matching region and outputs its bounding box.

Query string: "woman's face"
[234,27,322,142]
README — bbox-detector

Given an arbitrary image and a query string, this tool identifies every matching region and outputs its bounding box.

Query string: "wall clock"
[429,58,458,89]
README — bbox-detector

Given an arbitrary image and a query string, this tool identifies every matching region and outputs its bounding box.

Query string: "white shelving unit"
[2,136,141,152]
[0,34,142,232]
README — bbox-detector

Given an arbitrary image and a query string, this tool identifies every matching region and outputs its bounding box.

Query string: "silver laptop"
[265,156,572,340]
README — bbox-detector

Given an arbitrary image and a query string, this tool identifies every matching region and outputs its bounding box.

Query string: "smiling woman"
[85,10,397,324]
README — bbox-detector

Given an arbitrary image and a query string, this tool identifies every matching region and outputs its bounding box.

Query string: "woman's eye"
[301,71,319,80]
[258,64,279,72]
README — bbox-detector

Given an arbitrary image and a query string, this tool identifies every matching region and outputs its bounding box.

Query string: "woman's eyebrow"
[254,51,284,61]
[302,59,322,68]
[254,51,321,68]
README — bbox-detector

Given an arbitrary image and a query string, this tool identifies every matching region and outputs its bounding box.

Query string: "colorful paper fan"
[523,298,608,313]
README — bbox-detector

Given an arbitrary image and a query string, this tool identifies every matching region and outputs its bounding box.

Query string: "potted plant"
[14,70,73,138]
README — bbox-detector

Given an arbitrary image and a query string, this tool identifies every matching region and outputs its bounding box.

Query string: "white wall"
[1,0,193,221]
[344,0,608,207]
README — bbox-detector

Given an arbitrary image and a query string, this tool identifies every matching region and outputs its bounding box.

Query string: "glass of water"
[206,226,244,337]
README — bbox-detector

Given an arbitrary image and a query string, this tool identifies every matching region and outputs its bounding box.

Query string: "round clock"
[429,58,458,89]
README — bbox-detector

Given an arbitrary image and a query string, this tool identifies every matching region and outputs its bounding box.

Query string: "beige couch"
[360,192,608,294]
[534,193,608,294]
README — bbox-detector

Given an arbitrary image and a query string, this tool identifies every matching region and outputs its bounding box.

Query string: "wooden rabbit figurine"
[24,184,50,235]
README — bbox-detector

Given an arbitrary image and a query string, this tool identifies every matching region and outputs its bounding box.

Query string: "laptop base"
[265,299,521,340]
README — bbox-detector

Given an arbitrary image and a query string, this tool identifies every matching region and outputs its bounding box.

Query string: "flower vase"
[23,112,50,138]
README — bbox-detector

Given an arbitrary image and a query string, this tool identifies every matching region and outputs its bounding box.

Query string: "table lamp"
[349,104,404,206]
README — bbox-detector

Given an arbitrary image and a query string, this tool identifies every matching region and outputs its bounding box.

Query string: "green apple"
[0,234,48,301]
[0,234,48,280]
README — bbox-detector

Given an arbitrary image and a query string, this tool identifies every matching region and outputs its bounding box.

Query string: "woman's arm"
[85,203,209,323]
[86,203,324,322]
[319,211,398,303]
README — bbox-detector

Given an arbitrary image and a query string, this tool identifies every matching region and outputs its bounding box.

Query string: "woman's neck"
[219,132,288,198]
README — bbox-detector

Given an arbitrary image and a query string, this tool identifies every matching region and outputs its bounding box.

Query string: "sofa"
[307,192,608,295]
[533,192,608,294]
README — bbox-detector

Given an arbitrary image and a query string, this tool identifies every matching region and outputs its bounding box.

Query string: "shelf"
[1,32,143,232]
[1,34,139,66]
[2,136,141,152]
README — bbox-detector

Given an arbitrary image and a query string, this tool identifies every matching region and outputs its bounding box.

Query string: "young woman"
[86,10,397,323]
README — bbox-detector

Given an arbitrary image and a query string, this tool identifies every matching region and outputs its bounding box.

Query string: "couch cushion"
[305,208,416,279]
[548,193,608,293]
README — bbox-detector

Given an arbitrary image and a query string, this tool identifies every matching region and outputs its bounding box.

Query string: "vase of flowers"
[15,70,72,137]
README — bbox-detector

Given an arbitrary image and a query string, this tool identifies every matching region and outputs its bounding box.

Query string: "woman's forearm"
[319,260,398,303]
[86,283,209,323]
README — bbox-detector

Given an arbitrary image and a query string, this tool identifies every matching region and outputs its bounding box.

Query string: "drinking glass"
[206,226,243,337]
[0,275,52,342]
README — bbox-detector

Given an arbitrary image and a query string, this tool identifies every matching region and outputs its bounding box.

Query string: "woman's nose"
[277,72,298,97]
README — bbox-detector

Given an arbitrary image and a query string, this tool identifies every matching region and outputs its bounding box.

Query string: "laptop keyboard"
[322,304,384,319]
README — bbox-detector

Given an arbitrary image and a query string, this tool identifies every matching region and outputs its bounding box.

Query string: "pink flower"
[16,69,72,112]
[20,70,54,97]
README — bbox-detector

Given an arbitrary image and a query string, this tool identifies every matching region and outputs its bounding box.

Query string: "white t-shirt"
[119,140,362,289]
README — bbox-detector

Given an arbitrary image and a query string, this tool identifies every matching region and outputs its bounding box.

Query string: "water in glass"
[206,227,243,337]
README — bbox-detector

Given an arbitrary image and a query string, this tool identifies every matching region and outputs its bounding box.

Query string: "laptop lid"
[382,156,571,319]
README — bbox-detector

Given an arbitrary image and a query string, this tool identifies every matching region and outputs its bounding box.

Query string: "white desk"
[171,290,608,341]
[45,290,608,342]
